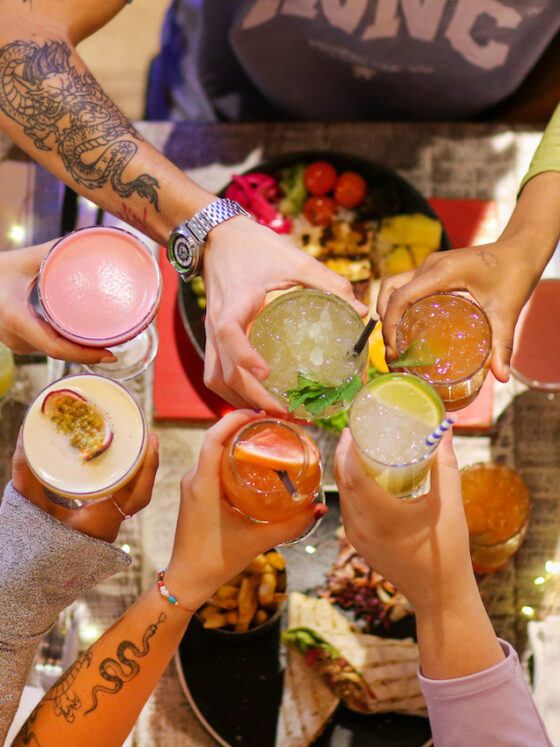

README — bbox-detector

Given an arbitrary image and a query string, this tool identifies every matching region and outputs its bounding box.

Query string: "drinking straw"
[426,414,457,447]
[276,469,302,502]
[352,316,377,358]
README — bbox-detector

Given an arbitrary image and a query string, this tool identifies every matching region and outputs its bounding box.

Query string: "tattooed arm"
[0,0,215,242]
[11,410,324,747]
[0,0,364,403]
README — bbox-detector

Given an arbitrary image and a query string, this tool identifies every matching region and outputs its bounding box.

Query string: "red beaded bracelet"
[156,568,196,613]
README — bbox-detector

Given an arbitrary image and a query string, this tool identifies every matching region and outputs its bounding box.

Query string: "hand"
[202,216,369,411]
[0,242,115,363]
[334,428,474,616]
[12,430,160,543]
[376,238,540,383]
[164,409,327,609]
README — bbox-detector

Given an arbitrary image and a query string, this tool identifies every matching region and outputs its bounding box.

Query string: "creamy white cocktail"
[23,373,147,500]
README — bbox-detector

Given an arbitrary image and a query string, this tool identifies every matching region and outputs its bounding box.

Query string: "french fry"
[235,575,260,632]
[245,554,269,574]
[197,552,287,632]
[198,604,222,621]
[266,551,286,571]
[203,612,228,629]
[258,570,277,607]
[215,584,239,599]
[254,609,268,626]
[211,597,238,611]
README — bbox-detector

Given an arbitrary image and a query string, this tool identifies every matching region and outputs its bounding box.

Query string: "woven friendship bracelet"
[156,568,196,613]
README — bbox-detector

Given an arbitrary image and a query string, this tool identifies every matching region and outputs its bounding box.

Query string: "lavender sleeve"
[0,481,131,744]
[419,639,552,746]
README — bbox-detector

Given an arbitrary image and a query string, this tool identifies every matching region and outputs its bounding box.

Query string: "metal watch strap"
[167,198,250,280]
[187,198,249,243]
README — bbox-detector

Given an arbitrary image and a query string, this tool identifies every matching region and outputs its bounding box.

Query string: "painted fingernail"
[313,505,328,521]
[253,408,265,414]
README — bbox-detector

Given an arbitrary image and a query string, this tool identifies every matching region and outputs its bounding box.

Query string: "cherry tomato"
[303,195,337,226]
[304,161,338,196]
[334,172,367,208]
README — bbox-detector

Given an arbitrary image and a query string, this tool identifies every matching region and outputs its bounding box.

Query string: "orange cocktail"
[396,293,491,411]
[220,419,322,523]
[461,462,530,574]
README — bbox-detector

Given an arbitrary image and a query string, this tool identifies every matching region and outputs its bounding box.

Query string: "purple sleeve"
[419,640,552,746]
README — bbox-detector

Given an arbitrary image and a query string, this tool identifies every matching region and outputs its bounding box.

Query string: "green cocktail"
[249,289,368,420]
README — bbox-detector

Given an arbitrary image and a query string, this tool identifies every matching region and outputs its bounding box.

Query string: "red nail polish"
[313,505,328,521]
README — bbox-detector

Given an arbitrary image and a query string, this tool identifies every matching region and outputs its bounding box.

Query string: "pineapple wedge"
[380,213,442,249]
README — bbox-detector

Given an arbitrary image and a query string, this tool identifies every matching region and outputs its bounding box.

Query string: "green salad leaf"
[282,627,340,658]
[286,373,363,416]
[278,163,307,217]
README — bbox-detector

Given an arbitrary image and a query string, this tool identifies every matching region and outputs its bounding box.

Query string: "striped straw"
[426,414,457,447]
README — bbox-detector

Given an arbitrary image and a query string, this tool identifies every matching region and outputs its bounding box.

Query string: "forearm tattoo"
[13,612,167,744]
[84,611,166,714]
[0,38,160,208]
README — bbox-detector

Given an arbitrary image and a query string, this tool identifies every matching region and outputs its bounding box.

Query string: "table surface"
[2,120,560,746]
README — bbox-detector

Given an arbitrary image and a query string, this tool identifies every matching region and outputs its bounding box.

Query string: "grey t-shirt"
[149,0,560,121]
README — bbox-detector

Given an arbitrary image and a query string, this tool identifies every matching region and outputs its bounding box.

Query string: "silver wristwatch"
[167,198,250,281]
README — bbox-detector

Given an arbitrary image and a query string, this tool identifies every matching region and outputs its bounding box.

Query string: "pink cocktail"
[38,226,161,378]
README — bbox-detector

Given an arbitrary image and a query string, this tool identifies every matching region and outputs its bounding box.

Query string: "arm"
[378,105,560,382]
[334,430,552,746]
[0,432,158,743]
[11,410,326,747]
[0,0,366,402]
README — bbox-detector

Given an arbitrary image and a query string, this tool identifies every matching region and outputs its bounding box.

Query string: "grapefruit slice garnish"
[234,427,316,472]
[41,388,113,461]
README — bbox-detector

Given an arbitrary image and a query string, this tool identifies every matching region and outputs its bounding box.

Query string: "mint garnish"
[389,338,437,369]
[286,372,363,416]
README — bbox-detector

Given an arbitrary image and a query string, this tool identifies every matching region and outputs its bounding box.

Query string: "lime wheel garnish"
[41,388,113,461]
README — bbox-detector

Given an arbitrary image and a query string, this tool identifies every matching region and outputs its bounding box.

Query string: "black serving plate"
[178,150,451,359]
[175,492,432,747]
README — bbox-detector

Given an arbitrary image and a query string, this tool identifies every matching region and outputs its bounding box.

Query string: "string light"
[534,577,546,586]
[521,606,534,617]
[305,545,317,554]
[121,543,131,554]
[8,225,25,243]
[545,560,560,575]
[80,624,101,644]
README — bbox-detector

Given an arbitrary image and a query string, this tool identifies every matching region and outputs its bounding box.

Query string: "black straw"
[352,317,377,358]
[276,470,302,501]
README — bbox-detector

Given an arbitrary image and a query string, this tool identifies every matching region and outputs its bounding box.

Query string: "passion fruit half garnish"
[41,388,113,461]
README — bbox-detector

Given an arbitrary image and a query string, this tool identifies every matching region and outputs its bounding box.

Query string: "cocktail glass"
[349,372,446,499]
[22,373,147,501]
[36,225,162,380]
[395,293,491,411]
[461,462,530,574]
[0,342,15,400]
[249,289,368,420]
[220,418,324,544]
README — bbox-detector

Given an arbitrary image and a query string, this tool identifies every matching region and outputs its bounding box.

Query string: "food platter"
[178,151,451,359]
[175,492,433,747]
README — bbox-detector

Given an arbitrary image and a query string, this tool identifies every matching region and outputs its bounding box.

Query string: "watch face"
[168,232,196,274]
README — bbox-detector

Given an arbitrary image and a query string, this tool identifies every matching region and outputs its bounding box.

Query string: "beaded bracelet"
[156,568,195,613]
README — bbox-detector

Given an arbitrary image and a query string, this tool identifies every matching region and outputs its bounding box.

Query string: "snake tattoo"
[0,39,160,208]
[84,611,167,714]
